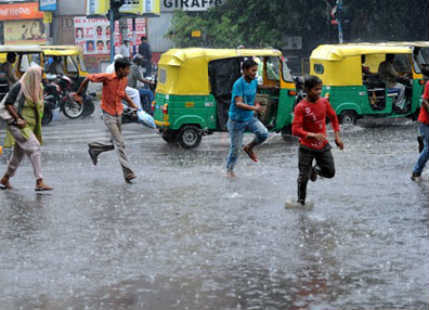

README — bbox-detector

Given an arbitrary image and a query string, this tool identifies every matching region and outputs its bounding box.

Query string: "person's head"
[97,40,104,50]
[7,52,16,64]
[106,26,111,36]
[132,54,144,66]
[115,57,131,78]
[53,56,62,63]
[122,40,129,46]
[96,26,102,36]
[107,40,111,49]
[304,75,323,102]
[141,36,147,42]
[361,55,366,64]
[87,41,94,51]
[20,66,43,103]
[242,58,258,80]
[386,54,395,63]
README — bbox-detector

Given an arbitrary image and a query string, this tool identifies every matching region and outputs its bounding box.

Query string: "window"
[266,56,280,81]
[314,64,324,74]
[66,56,78,73]
[159,68,166,84]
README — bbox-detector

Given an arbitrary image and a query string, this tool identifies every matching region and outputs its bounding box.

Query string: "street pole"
[337,0,344,43]
[110,10,115,63]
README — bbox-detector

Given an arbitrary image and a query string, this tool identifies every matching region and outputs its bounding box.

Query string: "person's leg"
[392,83,406,110]
[139,88,154,113]
[412,123,429,179]
[226,119,245,176]
[88,112,116,164]
[1,143,24,189]
[126,87,142,110]
[106,114,135,181]
[297,147,315,205]
[243,117,268,161]
[314,147,336,179]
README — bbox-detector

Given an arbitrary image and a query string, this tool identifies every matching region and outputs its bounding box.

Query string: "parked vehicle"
[310,43,427,125]
[41,45,95,117]
[42,74,83,125]
[153,48,296,148]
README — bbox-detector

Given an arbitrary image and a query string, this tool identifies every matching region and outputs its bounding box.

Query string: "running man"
[74,57,139,183]
[411,80,429,181]
[292,75,344,205]
[226,59,268,177]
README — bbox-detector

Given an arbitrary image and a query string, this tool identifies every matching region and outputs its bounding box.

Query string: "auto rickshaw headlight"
[288,90,297,96]
[419,79,425,85]
[162,103,168,114]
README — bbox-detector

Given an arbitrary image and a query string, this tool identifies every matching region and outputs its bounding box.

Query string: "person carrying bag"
[0,66,52,191]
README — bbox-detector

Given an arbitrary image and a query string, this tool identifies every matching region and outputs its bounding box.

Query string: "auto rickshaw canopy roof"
[311,44,412,61]
[157,48,283,95]
[0,45,42,53]
[41,45,83,56]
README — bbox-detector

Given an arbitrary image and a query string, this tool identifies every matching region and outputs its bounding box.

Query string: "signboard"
[39,0,57,12]
[43,11,52,23]
[86,0,109,16]
[119,0,160,15]
[4,20,47,44]
[74,16,146,55]
[0,2,44,21]
[162,0,223,12]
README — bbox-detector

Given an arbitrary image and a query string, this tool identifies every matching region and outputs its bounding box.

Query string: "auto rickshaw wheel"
[162,130,178,144]
[42,109,53,126]
[339,110,357,126]
[178,125,202,149]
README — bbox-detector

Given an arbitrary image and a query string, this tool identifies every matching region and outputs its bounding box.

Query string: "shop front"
[0,2,47,45]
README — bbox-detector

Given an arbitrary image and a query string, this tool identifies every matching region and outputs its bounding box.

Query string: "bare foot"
[35,179,53,191]
[0,175,12,190]
[226,171,236,178]
[243,145,258,162]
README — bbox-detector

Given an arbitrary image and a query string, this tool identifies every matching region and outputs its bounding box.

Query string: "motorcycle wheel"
[42,108,53,126]
[63,99,84,119]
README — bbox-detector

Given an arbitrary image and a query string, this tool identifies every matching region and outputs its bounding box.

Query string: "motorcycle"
[42,74,84,125]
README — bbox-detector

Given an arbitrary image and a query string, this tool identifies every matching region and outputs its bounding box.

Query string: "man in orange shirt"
[74,58,139,183]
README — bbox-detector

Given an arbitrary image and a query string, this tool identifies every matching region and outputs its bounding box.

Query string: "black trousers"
[297,145,336,203]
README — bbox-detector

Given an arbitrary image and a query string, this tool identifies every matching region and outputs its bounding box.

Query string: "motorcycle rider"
[128,54,154,114]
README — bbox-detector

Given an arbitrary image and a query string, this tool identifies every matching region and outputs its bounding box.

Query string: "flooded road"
[0,115,428,309]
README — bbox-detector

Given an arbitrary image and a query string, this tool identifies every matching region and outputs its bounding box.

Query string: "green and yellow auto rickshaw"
[153,48,297,148]
[310,43,426,125]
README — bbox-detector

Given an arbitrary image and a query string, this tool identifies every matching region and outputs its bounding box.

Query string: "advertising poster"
[4,20,47,44]
[39,0,57,11]
[86,0,109,16]
[74,16,146,55]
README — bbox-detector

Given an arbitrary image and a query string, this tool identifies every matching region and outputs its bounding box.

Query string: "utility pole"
[337,0,344,43]
[108,0,125,62]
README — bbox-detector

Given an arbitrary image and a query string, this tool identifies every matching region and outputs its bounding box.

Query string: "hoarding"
[119,0,160,16]
[39,0,57,12]
[86,0,109,16]
[0,2,44,21]
[4,20,47,44]
[162,0,223,12]
[74,16,146,55]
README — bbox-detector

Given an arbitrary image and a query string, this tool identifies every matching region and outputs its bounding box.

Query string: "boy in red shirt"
[292,76,344,205]
[411,80,429,181]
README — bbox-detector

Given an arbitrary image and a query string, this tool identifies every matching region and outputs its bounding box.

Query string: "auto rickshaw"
[153,48,296,148]
[310,43,425,125]
[0,45,43,78]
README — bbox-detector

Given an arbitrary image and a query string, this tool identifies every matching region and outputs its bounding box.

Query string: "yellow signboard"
[120,0,160,16]
[43,12,53,24]
[191,30,201,38]
[86,0,109,16]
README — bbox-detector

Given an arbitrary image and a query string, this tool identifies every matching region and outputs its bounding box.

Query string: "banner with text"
[39,0,57,12]
[119,0,160,15]
[86,0,109,16]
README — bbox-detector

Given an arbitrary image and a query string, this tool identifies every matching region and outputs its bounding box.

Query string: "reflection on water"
[0,118,428,309]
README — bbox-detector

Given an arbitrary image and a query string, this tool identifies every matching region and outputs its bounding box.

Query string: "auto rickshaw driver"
[378,53,411,111]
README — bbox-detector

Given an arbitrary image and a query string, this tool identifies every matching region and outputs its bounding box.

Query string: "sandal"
[242,145,258,162]
[35,179,53,192]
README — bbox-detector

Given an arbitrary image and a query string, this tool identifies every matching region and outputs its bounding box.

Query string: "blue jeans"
[139,88,154,114]
[226,117,268,171]
[413,123,429,174]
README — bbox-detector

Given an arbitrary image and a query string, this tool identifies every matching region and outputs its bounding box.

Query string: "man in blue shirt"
[226,59,268,177]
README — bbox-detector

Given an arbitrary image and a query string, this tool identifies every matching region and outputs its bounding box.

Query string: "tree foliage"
[167,0,429,51]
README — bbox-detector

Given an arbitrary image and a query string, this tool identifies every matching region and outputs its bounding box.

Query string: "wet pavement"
[0,113,428,310]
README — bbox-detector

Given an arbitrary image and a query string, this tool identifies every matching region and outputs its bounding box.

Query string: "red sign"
[0,2,44,21]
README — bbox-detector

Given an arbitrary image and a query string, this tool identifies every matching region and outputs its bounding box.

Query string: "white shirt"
[119,44,130,58]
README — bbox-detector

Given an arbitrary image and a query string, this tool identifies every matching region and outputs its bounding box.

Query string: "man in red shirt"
[411,80,429,181]
[74,57,139,183]
[292,75,344,206]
